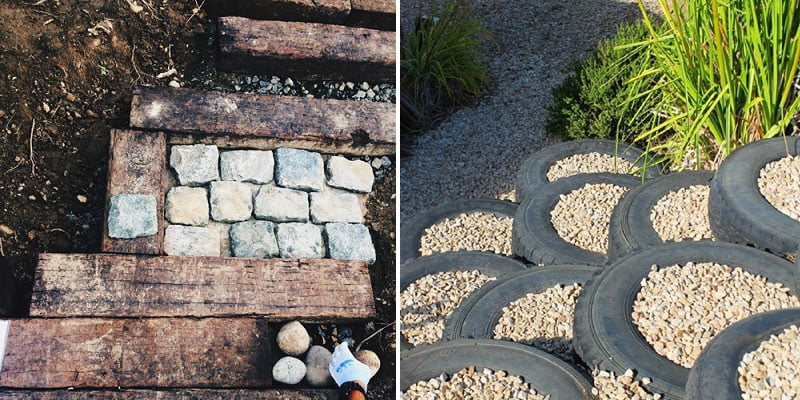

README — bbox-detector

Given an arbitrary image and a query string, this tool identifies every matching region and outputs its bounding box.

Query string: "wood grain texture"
[347,0,395,30]
[101,130,166,255]
[30,253,376,320]
[217,17,395,81]
[130,86,395,156]
[0,390,336,399]
[0,318,274,388]
[203,0,350,24]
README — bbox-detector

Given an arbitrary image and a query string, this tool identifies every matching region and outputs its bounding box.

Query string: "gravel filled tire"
[512,172,642,265]
[443,265,598,341]
[400,251,529,350]
[400,339,594,399]
[399,199,518,263]
[515,139,661,203]
[573,241,800,399]
[0,256,15,316]
[709,136,800,256]
[608,170,715,260]
[685,308,800,400]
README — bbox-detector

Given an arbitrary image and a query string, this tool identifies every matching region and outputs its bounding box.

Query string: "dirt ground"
[0,0,395,397]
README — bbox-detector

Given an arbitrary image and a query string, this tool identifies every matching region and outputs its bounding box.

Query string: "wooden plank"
[347,0,395,31]
[0,318,274,388]
[0,389,336,399]
[217,17,395,82]
[100,130,166,255]
[130,86,395,156]
[203,0,350,24]
[30,253,376,320]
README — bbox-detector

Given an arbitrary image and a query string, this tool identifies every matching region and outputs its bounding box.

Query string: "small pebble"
[650,185,713,242]
[403,367,548,399]
[419,212,513,256]
[546,153,635,182]
[758,155,800,222]
[551,183,628,254]
[738,325,800,399]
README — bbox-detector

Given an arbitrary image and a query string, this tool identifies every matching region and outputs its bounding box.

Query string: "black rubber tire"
[400,252,529,350]
[685,308,800,400]
[608,170,716,260]
[573,241,800,399]
[400,339,595,399]
[709,136,800,256]
[399,199,519,263]
[0,256,15,316]
[512,172,642,265]
[515,139,662,203]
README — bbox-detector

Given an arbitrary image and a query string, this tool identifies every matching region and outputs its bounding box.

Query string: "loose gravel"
[402,367,549,400]
[419,212,513,256]
[400,270,496,346]
[546,153,635,182]
[493,284,582,357]
[592,369,663,400]
[633,262,800,368]
[550,183,629,253]
[739,325,800,399]
[758,155,800,222]
[650,185,713,242]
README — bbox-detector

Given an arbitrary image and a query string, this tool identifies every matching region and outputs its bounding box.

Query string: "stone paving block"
[207,221,232,257]
[274,148,324,192]
[309,189,363,224]
[326,156,374,193]
[230,221,279,258]
[220,150,274,184]
[210,181,253,223]
[276,223,324,259]
[165,187,209,226]
[254,186,309,222]
[169,144,219,186]
[107,194,158,239]
[164,225,221,256]
[324,223,375,264]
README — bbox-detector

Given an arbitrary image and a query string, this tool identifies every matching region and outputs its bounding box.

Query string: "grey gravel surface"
[400,0,661,220]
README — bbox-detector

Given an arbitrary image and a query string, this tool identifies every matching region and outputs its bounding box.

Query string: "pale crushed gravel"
[592,369,663,400]
[546,153,635,182]
[758,155,800,222]
[400,270,496,346]
[400,0,663,221]
[650,185,714,242]
[419,212,513,256]
[739,325,800,399]
[550,183,629,254]
[402,367,548,400]
[633,262,800,368]
[493,283,582,357]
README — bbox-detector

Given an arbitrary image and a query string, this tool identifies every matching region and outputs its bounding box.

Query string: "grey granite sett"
[276,223,325,259]
[309,189,363,224]
[274,148,324,192]
[324,223,376,264]
[220,150,274,184]
[107,194,158,239]
[163,225,221,256]
[254,186,309,222]
[230,220,279,258]
[326,156,374,193]
[169,144,219,186]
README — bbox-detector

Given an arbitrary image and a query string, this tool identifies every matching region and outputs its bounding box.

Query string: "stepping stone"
[107,194,158,239]
[274,148,325,192]
[309,190,363,224]
[164,225,221,256]
[169,144,220,186]
[326,156,374,193]
[220,150,274,184]
[30,253,376,319]
[254,186,309,222]
[165,187,209,226]
[210,181,254,222]
[276,223,325,258]
[218,17,395,82]
[324,223,375,264]
[230,221,279,258]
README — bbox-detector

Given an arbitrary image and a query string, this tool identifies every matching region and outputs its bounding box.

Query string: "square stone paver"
[169,144,219,186]
[210,181,253,223]
[230,221,279,258]
[274,148,324,192]
[165,186,209,226]
[309,189,363,224]
[326,156,374,193]
[164,225,221,256]
[254,186,309,222]
[324,223,375,264]
[107,194,158,239]
[220,150,274,184]
[276,223,324,259]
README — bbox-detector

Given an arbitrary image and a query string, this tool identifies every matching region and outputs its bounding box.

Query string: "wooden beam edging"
[0,389,337,399]
[203,0,351,24]
[347,0,395,31]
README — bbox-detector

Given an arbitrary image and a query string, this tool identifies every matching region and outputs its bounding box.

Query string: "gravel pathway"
[400,0,661,220]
